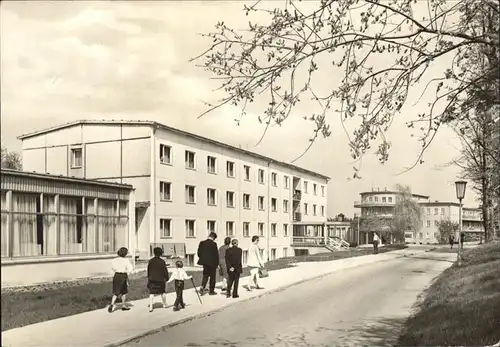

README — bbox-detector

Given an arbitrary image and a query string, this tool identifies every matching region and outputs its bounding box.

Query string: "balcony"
[291,236,325,247]
[293,212,302,222]
[354,200,395,208]
[462,214,482,222]
[293,190,302,201]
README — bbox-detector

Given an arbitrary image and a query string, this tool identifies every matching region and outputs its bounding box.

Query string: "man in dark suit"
[197,232,219,295]
[225,238,243,298]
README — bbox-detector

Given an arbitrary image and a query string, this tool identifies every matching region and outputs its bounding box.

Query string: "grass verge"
[1,244,406,331]
[398,241,500,346]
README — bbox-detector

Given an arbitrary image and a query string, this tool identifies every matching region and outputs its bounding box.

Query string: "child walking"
[108,247,133,313]
[147,247,170,313]
[167,260,192,311]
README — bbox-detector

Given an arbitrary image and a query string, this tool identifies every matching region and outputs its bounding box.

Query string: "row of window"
[424,220,440,228]
[159,182,326,216]
[426,207,446,216]
[0,192,129,258]
[159,219,290,239]
[160,144,326,195]
[365,196,394,203]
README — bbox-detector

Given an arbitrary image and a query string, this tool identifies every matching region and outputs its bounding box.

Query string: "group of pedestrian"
[107,232,267,313]
[197,232,266,298]
[108,246,192,313]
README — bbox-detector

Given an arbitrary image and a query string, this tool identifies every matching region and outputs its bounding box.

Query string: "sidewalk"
[2,248,425,347]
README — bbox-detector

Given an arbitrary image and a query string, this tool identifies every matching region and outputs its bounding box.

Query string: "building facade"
[1,169,135,287]
[413,203,484,244]
[354,189,484,245]
[353,189,430,244]
[18,120,329,263]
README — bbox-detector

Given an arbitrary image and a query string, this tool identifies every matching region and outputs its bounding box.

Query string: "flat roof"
[0,169,134,190]
[420,201,460,207]
[17,120,330,181]
[360,191,429,199]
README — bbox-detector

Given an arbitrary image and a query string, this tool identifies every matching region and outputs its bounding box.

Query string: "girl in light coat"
[246,235,265,291]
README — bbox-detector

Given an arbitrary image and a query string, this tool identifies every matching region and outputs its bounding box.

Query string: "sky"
[0,1,478,216]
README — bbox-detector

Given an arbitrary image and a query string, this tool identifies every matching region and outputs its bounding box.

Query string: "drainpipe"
[150,126,158,258]
[267,161,271,261]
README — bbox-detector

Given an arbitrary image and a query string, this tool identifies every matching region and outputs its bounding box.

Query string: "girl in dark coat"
[147,247,170,312]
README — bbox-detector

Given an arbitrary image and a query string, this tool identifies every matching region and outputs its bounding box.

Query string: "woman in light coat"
[246,235,265,291]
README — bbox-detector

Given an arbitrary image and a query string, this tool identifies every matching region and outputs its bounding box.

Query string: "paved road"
[124,252,455,347]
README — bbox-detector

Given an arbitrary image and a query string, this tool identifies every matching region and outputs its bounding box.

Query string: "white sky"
[0,1,478,216]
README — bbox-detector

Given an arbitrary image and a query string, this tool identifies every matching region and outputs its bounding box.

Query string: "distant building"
[354,189,484,244]
[327,214,354,243]
[1,169,135,287]
[18,120,329,263]
[353,188,429,244]
[412,202,484,243]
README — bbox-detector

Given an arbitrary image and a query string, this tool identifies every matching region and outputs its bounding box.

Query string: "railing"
[291,236,325,246]
[326,237,349,251]
[293,190,302,201]
[462,215,483,221]
[293,212,302,222]
[354,200,395,207]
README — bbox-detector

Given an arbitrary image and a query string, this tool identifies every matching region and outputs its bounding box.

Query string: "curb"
[105,251,419,347]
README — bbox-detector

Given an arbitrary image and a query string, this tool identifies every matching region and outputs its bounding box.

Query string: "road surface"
[124,251,455,347]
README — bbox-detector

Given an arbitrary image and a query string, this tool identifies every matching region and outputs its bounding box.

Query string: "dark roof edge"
[0,169,134,190]
[360,191,429,198]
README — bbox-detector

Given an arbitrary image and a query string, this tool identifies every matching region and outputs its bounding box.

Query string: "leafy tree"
[450,108,499,242]
[360,213,391,239]
[389,184,423,242]
[194,0,499,173]
[1,148,22,170]
[436,219,459,244]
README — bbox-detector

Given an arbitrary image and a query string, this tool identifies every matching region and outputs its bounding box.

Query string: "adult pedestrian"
[460,232,465,249]
[373,232,380,254]
[246,235,265,291]
[225,238,242,298]
[197,231,219,295]
[218,237,231,292]
[449,234,455,249]
[147,247,169,312]
[108,247,133,313]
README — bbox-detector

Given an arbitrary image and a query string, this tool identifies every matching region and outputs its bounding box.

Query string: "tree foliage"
[194,0,499,173]
[436,219,459,244]
[1,148,22,170]
[359,184,422,242]
[450,107,499,242]
[389,184,422,241]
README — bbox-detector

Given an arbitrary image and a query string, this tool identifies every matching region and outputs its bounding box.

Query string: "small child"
[108,247,133,313]
[147,247,170,313]
[167,260,192,311]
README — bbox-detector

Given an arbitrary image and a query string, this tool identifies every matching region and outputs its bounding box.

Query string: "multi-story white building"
[354,189,484,244]
[417,203,484,244]
[18,120,329,263]
[417,202,460,243]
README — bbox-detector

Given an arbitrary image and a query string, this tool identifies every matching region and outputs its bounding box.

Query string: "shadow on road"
[402,254,455,263]
[342,317,407,346]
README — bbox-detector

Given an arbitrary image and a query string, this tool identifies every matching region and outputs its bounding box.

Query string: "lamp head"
[455,180,467,200]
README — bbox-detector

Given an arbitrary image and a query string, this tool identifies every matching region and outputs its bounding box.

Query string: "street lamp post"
[455,180,467,266]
